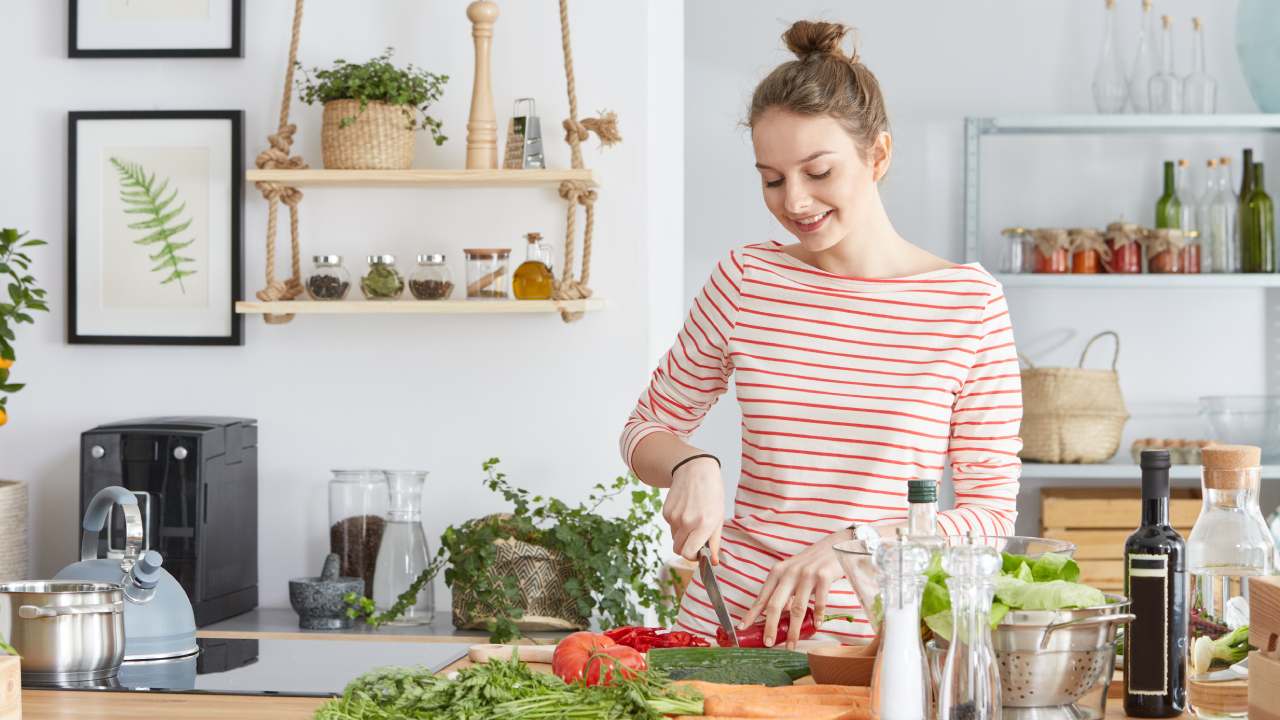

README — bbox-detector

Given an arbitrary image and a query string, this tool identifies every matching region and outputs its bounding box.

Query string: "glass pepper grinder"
[372,470,435,625]
[870,528,931,720]
[939,532,1003,720]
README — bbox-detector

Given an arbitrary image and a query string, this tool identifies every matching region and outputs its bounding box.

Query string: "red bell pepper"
[604,625,709,652]
[718,608,855,647]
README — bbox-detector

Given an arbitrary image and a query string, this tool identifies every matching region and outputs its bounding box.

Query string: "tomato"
[552,631,616,683]
[582,644,647,686]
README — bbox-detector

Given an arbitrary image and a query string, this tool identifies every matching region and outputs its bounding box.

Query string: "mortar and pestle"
[289,553,364,630]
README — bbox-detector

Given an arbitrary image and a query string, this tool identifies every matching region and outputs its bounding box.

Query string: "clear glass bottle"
[361,255,405,300]
[1199,160,1225,273]
[1176,159,1195,231]
[1186,445,1274,655]
[870,530,931,720]
[513,232,555,300]
[1128,0,1161,113]
[464,248,511,299]
[939,533,1003,720]
[1148,15,1181,113]
[328,469,388,599]
[409,254,454,300]
[1182,17,1217,114]
[306,255,352,301]
[1092,0,1129,114]
[907,480,938,537]
[372,470,435,625]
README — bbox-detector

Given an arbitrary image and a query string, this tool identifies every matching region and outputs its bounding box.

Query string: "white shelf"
[235,299,605,315]
[996,273,1280,289]
[244,168,596,188]
[974,114,1280,135]
[1021,461,1280,481]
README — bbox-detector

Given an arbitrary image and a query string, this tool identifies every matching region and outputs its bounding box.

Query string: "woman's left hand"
[737,529,849,649]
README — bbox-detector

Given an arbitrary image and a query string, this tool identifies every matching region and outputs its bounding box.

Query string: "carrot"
[754,684,869,696]
[673,680,765,695]
[834,709,873,720]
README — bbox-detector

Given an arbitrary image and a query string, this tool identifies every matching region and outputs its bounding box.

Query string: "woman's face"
[751,108,889,253]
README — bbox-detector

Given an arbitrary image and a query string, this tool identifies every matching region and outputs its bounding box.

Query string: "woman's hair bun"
[782,20,856,63]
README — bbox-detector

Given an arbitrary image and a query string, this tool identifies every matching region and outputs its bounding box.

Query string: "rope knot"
[561,112,622,148]
[558,180,596,207]
[256,276,303,303]
[553,278,593,301]
[562,118,590,144]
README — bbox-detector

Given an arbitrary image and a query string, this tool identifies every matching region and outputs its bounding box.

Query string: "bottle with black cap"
[1124,449,1187,717]
[906,479,938,537]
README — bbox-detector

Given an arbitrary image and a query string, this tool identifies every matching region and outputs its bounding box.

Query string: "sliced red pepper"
[719,609,855,647]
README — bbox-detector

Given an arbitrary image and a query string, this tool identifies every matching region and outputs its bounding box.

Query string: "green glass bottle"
[1155,161,1181,229]
[1241,161,1275,273]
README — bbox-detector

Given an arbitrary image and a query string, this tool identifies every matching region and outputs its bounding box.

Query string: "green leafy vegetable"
[994,578,1105,611]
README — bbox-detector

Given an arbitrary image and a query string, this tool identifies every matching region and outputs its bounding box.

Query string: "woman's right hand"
[663,456,725,562]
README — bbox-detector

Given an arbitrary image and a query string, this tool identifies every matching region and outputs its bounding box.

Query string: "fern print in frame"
[110,157,198,294]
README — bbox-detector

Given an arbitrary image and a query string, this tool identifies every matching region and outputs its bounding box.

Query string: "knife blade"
[698,545,738,647]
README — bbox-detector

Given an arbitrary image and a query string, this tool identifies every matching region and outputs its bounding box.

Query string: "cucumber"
[648,647,810,681]
[672,664,793,687]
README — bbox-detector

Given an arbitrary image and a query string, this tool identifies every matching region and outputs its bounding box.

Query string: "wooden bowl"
[807,641,877,686]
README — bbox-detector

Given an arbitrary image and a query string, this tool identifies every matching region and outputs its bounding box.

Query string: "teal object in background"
[1237,0,1280,111]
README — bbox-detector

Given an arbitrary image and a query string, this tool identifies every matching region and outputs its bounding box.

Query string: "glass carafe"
[1127,0,1160,113]
[1149,15,1181,113]
[372,470,435,625]
[1092,0,1128,114]
[870,531,931,720]
[939,535,1003,720]
[328,469,388,599]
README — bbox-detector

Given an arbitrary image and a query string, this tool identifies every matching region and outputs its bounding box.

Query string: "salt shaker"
[938,533,1003,720]
[870,528,931,720]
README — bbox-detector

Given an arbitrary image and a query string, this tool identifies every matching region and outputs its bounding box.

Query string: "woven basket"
[451,524,588,632]
[321,99,416,170]
[0,481,28,582]
[1019,331,1130,464]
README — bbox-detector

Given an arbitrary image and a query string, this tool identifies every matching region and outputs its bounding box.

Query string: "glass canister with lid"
[306,255,352,301]
[328,470,388,600]
[362,255,405,300]
[464,248,511,299]
[409,254,454,300]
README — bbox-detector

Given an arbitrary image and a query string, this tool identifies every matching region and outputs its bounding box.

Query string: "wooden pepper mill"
[465,1,499,170]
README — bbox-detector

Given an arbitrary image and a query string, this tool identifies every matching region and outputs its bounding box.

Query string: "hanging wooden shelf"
[235,298,605,315]
[244,168,596,188]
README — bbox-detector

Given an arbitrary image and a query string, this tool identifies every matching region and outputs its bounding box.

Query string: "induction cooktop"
[25,637,469,697]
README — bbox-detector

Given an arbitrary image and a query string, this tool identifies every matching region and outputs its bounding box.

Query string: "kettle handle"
[81,487,144,567]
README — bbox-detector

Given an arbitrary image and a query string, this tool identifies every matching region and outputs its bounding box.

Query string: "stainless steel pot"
[0,581,125,683]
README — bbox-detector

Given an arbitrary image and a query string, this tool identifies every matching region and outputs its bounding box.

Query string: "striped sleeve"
[938,286,1022,537]
[620,250,744,472]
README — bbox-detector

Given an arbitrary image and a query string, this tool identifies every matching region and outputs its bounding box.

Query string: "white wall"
[0,1,683,608]
[684,0,1275,529]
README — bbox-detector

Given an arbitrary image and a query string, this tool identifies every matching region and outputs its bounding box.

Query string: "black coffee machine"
[80,417,258,626]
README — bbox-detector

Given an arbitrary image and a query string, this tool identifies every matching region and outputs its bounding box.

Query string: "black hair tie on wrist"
[670,453,720,479]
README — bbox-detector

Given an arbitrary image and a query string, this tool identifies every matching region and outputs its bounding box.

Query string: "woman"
[620,20,1022,648]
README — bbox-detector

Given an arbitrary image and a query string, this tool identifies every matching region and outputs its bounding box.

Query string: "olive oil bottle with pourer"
[513,232,554,300]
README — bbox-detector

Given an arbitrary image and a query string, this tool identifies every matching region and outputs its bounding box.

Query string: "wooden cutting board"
[0,656,18,720]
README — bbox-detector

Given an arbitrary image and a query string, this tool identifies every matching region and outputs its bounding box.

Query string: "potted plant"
[298,47,448,170]
[348,459,677,643]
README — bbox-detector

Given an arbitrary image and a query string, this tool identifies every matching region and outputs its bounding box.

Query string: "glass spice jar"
[1068,228,1106,274]
[464,248,511,299]
[1031,228,1070,273]
[1105,222,1144,273]
[1000,227,1032,274]
[1146,228,1186,273]
[1182,230,1202,274]
[306,255,352,301]
[409,254,454,300]
[362,255,405,300]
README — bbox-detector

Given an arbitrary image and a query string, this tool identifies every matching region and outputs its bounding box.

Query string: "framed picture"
[69,111,243,345]
[69,0,243,58]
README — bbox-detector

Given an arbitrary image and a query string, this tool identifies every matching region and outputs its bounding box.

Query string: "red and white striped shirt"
[620,242,1022,643]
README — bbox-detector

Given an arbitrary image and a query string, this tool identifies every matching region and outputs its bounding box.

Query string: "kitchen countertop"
[197,607,570,644]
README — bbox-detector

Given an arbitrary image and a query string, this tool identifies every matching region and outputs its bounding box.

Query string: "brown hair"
[748,21,889,155]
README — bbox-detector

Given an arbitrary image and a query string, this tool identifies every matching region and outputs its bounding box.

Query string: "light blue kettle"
[55,486,198,661]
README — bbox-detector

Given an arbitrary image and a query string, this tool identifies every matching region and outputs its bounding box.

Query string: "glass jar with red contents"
[1146,228,1186,273]
[1068,228,1106,274]
[1030,228,1070,273]
[1182,230,1202,274]
[1104,222,1144,273]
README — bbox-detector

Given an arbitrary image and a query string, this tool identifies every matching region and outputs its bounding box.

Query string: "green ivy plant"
[347,458,676,643]
[297,47,449,144]
[0,228,49,423]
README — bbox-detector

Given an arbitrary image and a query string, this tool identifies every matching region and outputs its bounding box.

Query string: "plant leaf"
[111,157,197,294]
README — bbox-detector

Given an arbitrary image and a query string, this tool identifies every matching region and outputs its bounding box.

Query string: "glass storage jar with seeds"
[306,255,352,301]
[362,254,405,300]
[464,248,511,300]
[409,254,454,300]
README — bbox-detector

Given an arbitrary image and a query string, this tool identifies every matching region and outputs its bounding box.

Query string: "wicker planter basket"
[0,481,28,583]
[321,99,416,170]
[451,528,588,632]
[1019,331,1130,464]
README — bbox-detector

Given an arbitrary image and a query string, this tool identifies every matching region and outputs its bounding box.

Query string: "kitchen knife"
[698,545,738,647]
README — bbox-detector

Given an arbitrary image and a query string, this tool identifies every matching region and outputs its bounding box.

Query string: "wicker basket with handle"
[1019,331,1130,464]
[0,481,28,583]
[321,99,416,170]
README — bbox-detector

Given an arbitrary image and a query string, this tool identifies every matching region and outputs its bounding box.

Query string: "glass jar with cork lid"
[464,248,511,299]
[513,232,554,300]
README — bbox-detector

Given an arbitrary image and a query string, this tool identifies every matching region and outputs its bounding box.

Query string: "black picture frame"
[69,0,244,59]
[68,110,244,346]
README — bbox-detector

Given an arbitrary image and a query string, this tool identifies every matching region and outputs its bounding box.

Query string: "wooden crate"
[1041,487,1201,593]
